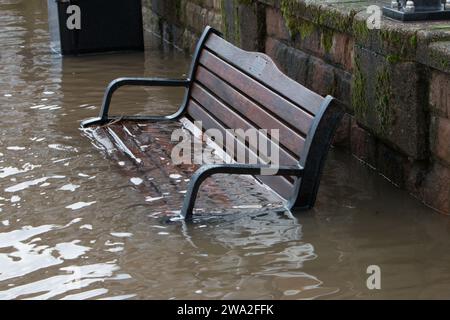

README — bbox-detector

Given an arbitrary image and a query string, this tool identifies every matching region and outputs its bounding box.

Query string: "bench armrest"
[81,77,191,128]
[180,164,304,220]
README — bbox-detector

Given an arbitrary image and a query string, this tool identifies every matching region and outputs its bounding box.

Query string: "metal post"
[383,0,450,21]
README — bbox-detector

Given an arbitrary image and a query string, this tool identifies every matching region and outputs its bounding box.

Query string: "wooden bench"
[81,26,344,220]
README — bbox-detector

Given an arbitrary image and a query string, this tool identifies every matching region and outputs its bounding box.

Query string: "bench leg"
[180,164,303,220]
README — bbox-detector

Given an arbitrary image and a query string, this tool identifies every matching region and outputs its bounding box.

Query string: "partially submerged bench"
[81,26,344,220]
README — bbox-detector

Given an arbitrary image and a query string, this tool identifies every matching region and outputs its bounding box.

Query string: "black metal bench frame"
[81,26,344,220]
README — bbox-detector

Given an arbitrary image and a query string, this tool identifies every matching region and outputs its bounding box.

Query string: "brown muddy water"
[0,0,450,300]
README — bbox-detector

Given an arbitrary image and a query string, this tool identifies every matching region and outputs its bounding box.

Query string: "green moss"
[428,46,450,72]
[318,7,356,33]
[281,0,299,37]
[221,0,229,39]
[281,0,315,39]
[281,0,353,41]
[386,54,401,64]
[281,0,316,41]
[299,20,315,40]
[352,54,394,136]
[280,0,298,30]
[322,28,333,53]
[379,29,418,57]
[380,29,402,45]
[282,0,321,24]
[221,0,241,44]
[375,67,394,136]
[352,53,367,119]
[409,34,417,48]
[352,19,370,42]
[428,24,450,31]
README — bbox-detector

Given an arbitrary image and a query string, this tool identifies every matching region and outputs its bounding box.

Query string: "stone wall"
[142,0,450,214]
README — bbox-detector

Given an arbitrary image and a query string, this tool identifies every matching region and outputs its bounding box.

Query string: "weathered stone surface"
[418,41,450,74]
[352,46,428,159]
[291,19,324,57]
[376,142,407,187]
[431,116,450,166]
[350,120,377,168]
[237,2,263,51]
[333,112,351,148]
[265,37,310,85]
[266,7,289,41]
[142,1,161,35]
[333,67,352,107]
[422,162,450,215]
[307,56,336,97]
[430,70,450,118]
[150,0,180,24]
[190,4,223,32]
[283,17,354,71]
[331,32,354,71]
[352,12,420,62]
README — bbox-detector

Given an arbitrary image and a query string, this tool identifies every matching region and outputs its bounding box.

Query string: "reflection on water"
[0,0,449,300]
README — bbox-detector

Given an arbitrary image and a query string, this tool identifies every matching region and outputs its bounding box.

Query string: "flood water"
[1,0,450,300]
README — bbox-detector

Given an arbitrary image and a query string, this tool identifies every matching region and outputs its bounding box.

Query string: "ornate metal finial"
[404,0,415,13]
[391,0,400,9]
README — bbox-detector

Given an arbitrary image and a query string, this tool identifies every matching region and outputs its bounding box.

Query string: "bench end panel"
[291,97,345,210]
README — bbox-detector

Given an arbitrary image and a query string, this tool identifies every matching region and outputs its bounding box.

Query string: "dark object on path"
[48,0,144,55]
[81,27,344,219]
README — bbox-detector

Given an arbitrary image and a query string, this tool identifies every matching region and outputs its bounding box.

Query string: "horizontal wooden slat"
[191,83,298,166]
[195,66,307,155]
[199,50,315,137]
[205,33,323,115]
[187,100,296,200]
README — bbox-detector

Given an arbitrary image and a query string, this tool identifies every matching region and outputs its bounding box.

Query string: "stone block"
[430,70,450,118]
[431,116,450,166]
[265,37,310,85]
[419,41,450,74]
[376,142,407,187]
[306,56,336,97]
[350,119,377,168]
[330,32,354,71]
[352,46,428,159]
[333,112,351,149]
[333,67,352,107]
[238,2,262,51]
[150,0,181,24]
[266,7,289,41]
[185,2,208,34]
[422,162,450,215]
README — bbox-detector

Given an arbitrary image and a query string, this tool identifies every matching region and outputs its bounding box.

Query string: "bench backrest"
[184,27,343,210]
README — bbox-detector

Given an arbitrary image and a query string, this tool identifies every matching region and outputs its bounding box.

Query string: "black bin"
[48,0,144,55]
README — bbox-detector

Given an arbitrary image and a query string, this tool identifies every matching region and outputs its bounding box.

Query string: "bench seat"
[85,119,285,217]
